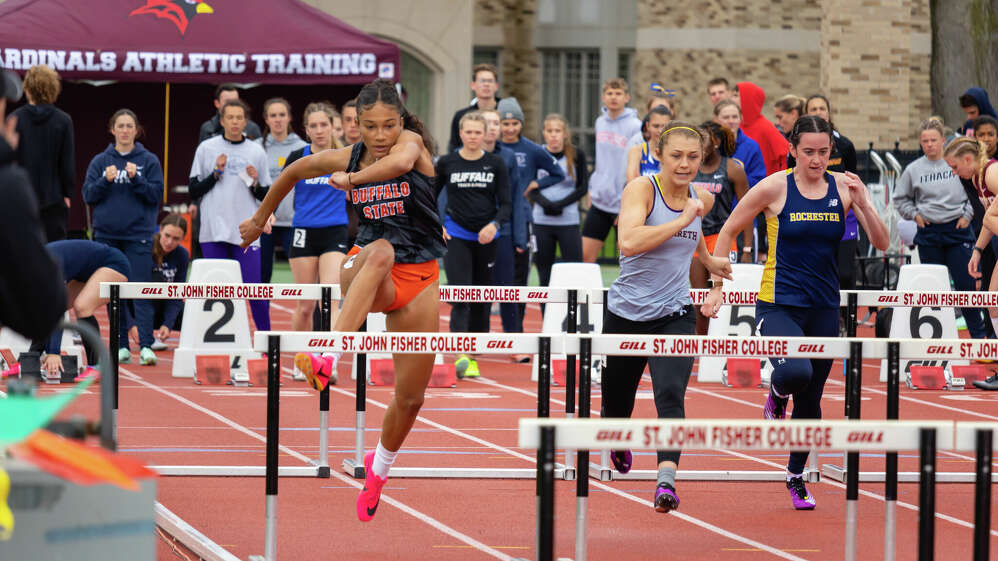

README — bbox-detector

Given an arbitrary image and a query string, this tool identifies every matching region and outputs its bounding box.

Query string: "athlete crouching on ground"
[602,122,732,513]
[702,116,888,510]
[239,79,444,522]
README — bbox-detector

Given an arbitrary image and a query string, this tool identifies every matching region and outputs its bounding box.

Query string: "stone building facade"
[315,0,932,150]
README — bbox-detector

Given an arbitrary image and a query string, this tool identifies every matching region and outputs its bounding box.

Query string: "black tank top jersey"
[346,142,447,263]
[692,156,735,236]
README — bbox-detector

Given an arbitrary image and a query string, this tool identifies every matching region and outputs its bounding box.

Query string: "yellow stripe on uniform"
[758,216,779,303]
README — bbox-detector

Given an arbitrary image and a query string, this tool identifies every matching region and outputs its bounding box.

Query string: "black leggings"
[601,306,696,465]
[444,237,497,333]
[533,224,583,288]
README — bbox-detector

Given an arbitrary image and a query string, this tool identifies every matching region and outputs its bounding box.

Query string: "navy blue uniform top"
[759,170,845,308]
[47,240,131,282]
[44,240,130,353]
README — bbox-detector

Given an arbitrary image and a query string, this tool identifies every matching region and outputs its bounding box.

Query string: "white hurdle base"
[152,465,323,477]
[588,466,820,482]
[821,463,998,483]
[341,457,573,480]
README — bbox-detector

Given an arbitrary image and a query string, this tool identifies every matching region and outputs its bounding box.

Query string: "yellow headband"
[663,126,701,137]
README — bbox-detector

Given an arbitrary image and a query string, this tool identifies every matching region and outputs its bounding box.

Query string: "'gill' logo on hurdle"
[846,431,884,443]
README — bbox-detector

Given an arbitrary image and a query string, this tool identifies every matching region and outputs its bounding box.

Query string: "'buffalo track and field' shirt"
[435,151,511,239]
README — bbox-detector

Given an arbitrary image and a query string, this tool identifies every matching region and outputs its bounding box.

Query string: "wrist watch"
[707,279,723,289]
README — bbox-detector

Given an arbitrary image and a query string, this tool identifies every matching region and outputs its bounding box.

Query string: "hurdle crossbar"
[520,418,957,561]
[100,282,339,479]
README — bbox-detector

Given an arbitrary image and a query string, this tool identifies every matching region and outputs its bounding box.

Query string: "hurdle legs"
[343,321,368,478]
[109,284,120,450]
[973,429,992,561]
[919,428,936,561]
[316,287,332,478]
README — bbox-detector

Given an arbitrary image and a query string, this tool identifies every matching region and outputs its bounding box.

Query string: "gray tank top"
[608,176,700,322]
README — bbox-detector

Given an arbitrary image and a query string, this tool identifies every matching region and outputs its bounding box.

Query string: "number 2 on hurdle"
[203,299,236,343]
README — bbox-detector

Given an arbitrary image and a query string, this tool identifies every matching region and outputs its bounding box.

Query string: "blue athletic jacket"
[83,142,163,240]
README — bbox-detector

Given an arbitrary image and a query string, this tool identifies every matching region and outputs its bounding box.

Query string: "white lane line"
[120,366,516,561]
[678,383,998,536]
[313,369,815,559]
[824,378,998,421]
[589,480,810,561]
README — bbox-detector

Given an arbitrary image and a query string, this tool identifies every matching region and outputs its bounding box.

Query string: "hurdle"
[338,286,586,480]
[99,282,341,478]
[254,329,576,480]
[520,417,995,561]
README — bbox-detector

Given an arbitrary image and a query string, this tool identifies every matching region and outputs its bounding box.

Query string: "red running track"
[32,301,998,561]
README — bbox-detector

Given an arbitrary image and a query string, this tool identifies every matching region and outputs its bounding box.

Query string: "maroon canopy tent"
[0,0,399,84]
[0,0,401,232]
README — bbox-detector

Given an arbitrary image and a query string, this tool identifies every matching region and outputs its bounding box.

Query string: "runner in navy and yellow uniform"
[702,116,889,511]
[240,79,445,522]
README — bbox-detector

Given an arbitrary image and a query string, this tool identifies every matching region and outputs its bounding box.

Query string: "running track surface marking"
[34,301,998,560]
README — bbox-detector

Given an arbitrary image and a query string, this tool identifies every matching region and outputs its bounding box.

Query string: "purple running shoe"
[611,450,632,474]
[786,476,816,510]
[654,483,679,513]
[764,387,788,420]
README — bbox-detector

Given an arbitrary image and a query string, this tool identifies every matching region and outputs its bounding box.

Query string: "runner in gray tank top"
[603,122,732,514]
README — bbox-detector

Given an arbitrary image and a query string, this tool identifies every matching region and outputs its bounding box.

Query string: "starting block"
[368,359,457,388]
[246,358,268,387]
[723,358,762,388]
[950,364,992,390]
[552,359,567,386]
[907,365,947,390]
[194,355,232,385]
[0,348,16,371]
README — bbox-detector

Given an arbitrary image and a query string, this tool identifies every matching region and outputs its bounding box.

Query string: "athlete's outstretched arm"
[839,171,889,251]
[239,147,351,247]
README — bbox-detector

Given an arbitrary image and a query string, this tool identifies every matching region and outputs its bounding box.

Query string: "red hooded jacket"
[738,82,789,176]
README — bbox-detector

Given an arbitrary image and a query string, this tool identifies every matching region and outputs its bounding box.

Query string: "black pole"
[845,292,858,418]
[266,334,281,498]
[565,289,577,417]
[109,284,120,415]
[356,319,367,417]
[845,339,863,503]
[886,341,900,502]
[974,429,992,561]
[538,336,551,418]
[538,425,555,561]
[318,286,332,478]
[919,428,936,561]
[577,336,591,500]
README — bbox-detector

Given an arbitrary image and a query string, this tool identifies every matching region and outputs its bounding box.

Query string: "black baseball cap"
[0,62,22,102]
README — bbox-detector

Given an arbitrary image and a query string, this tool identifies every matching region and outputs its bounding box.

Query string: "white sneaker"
[292,363,307,381]
[150,338,168,351]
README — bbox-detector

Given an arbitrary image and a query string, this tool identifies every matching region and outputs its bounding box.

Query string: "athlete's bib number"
[293,228,306,248]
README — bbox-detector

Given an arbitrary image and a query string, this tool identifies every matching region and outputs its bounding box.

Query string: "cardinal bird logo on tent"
[130,0,214,35]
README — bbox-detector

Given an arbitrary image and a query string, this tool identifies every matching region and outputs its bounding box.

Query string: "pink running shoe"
[357,451,388,522]
[75,366,100,383]
[294,353,337,391]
